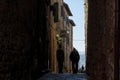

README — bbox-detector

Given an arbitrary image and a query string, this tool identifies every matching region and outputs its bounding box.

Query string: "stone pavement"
[38,73,89,80]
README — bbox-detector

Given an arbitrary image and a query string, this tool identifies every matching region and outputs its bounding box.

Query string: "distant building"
[49,0,75,73]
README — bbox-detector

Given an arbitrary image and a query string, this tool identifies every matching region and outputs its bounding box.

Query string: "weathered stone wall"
[105,0,115,80]
[87,0,115,80]
[0,0,49,80]
[118,0,120,79]
[0,0,37,80]
[87,0,107,80]
[119,0,120,79]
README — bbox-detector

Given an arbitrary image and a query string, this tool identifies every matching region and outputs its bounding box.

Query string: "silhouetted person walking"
[56,45,64,73]
[81,65,85,73]
[70,48,80,73]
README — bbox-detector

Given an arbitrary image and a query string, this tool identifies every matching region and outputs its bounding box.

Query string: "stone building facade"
[62,2,74,73]
[66,19,75,72]
[0,0,50,80]
[49,0,58,73]
[86,0,119,80]
[49,0,75,73]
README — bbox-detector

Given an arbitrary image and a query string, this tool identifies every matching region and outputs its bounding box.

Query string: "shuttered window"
[53,2,59,22]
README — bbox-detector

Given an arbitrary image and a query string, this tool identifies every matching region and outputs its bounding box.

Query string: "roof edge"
[63,2,73,16]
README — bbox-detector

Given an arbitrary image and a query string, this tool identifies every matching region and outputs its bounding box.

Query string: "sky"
[64,0,85,54]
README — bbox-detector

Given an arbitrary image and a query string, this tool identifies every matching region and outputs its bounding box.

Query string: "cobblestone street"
[38,73,88,80]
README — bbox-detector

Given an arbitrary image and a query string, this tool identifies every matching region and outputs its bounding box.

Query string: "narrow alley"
[38,73,88,80]
[0,0,119,80]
